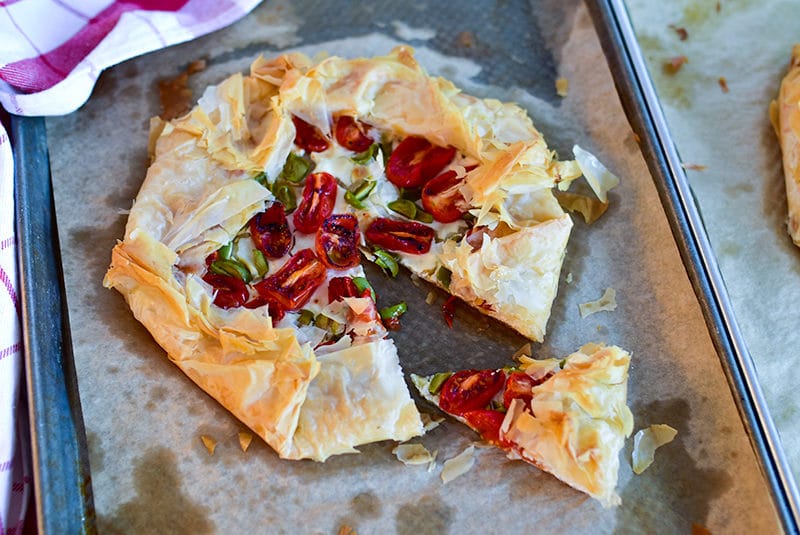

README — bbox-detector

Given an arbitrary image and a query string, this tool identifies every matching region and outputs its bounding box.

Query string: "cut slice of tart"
[412,343,634,507]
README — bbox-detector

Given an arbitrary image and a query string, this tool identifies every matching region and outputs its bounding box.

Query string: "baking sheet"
[624,0,800,499]
[43,0,779,532]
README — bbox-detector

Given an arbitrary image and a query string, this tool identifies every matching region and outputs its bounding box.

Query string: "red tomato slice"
[253,249,327,311]
[202,272,249,309]
[293,172,338,234]
[315,214,361,269]
[463,409,510,447]
[503,372,537,409]
[327,276,359,303]
[421,170,466,223]
[365,217,434,255]
[438,369,505,416]
[243,293,285,322]
[386,136,456,188]
[334,115,373,153]
[250,202,292,259]
[292,115,329,153]
[442,295,458,328]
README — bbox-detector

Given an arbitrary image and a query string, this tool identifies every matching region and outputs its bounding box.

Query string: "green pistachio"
[436,266,452,290]
[388,199,417,220]
[209,259,252,283]
[352,276,377,301]
[351,143,379,164]
[373,247,399,277]
[427,372,453,395]
[279,153,313,184]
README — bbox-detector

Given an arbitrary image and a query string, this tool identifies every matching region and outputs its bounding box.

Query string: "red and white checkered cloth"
[0,1,262,532]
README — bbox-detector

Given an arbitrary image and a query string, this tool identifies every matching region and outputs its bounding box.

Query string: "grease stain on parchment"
[616,398,733,533]
[98,447,214,534]
[337,491,383,532]
[396,495,453,535]
[86,431,105,473]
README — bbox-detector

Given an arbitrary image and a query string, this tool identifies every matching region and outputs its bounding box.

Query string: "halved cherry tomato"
[386,136,456,188]
[292,115,329,153]
[252,249,327,311]
[365,217,434,255]
[328,276,358,303]
[294,172,338,234]
[316,214,361,269]
[442,295,458,328]
[335,115,373,153]
[243,293,285,322]
[463,409,510,447]
[503,371,537,409]
[438,369,505,416]
[250,202,292,259]
[421,170,466,223]
[202,272,249,309]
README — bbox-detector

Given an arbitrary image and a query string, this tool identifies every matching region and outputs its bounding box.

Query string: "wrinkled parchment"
[44,0,779,532]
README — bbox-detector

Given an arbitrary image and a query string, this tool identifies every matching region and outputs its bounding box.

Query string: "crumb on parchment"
[668,25,688,41]
[579,288,617,318]
[681,163,707,171]
[200,434,217,455]
[238,431,253,452]
[663,55,688,74]
[556,77,569,97]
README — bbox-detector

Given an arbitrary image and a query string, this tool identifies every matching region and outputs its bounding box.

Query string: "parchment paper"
[625,0,800,492]
[44,0,780,532]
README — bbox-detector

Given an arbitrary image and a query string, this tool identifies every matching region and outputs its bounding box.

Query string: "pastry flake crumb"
[555,77,569,98]
[441,445,476,483]
[238,431,253,452]
[425,291,436,305]
[579,288,617,318]
[718,76,729,93]
[566,272,574,284]
[200,435,217,456]
[393,443,436,465]
[338,525,357,535]
[572,145,620,203]
[681,162,707,171]
[511,342,532,361]
[663,55,688,74]
[555,191,609,224]
[632,424,678,474]
[420,411,445,432]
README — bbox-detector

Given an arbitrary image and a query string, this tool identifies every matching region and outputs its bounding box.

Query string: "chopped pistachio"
[428,372,453,395]
[380,301,407,321]
[380,139,393,166]
[436,266,452,289]
[297,309,315,326]
[218,241,233,260]
[351,179,376,200]
[414,208,434,223]
[271,180,297,213]
[352,276,377,301]
[252,249,269,277]
[351,143,378,164]
[388,199,417,219]
[372,247,399,277]
[209,259,252,283]
[344,191,365,209]
[279,153,313,184]
[252,172,269,188]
